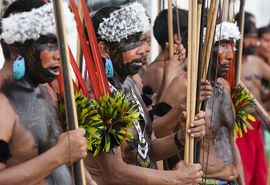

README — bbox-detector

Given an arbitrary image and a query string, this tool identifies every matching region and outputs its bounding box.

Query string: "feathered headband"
[1,2,76,44]
[97,2,150,43]
[204,22,241,44]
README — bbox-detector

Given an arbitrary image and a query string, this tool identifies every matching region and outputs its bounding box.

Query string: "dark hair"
[258,26,270,38]
[153,8,188,49]
[243,19,257,35]
[235,11,254,25]
[0,0,46,59]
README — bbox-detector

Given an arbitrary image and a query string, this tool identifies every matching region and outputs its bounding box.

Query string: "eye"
[46,42,56,47]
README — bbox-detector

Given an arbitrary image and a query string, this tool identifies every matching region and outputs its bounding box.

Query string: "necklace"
[108,82,151,168]
[209,80,223,95]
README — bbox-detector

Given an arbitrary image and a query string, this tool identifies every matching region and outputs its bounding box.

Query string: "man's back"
[142,61,164,94]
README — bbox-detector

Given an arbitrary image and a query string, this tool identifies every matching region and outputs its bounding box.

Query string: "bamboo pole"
[201,0,220,80]
[52,0,86,184]
[235,0,246,86]
[185,0,199,164]
[168,0,174,59]
[184,0,192,163]
[76,1,83,86]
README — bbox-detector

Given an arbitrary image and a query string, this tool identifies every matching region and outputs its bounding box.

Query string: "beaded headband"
[1,2,76,44]
[97,2,150,43]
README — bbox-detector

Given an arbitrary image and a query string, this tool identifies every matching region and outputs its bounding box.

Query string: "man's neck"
[109,73,127,86]
[242,54,248,63]
[154,50,165,62]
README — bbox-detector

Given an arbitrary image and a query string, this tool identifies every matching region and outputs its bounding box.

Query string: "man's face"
[18,35,60,84]
[243,33,258,55]
[258,32,270,59]
[212,41,233,78]
[109,33,147,76]
[139,32,151,66]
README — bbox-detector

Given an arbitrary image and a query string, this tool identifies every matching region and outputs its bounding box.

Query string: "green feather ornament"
[232,84,256,138]
[58,92,139,156]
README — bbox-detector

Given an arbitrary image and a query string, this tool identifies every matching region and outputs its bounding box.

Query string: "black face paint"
[243,45,256,55]
[0,140,12,164]
[109,33,143,81]
[212,43,231,78]
[19,35,59,85]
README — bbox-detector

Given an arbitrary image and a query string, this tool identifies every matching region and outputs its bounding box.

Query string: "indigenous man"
[142,8,188,102]
[162,20,245,184]
[0,0,94,184]
[84,3,205,185]
[235,18,268,185]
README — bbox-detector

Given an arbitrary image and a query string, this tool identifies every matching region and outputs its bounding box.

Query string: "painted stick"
[235,0,246,86]
[51,0,86,184]
[76,0,83,85]
[68,46,90,98]
[69,0,102,99]
[168,0,174,59]
[79,0,110,96]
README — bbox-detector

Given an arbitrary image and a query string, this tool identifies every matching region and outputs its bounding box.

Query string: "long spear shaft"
[195,0,206,164]
[234,0,245,86]
[168,0,174,59]
[52,1,86,184]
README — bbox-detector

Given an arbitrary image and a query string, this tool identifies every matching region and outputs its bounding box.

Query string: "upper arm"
[259,58,270,82]
[162,74,187,107]
[0,93,16,143]
[0,93,16,171]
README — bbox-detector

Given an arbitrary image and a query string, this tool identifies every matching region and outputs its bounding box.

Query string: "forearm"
[152,133,182,161]
[0,147,62,185]
[153,103,184,138]
[94,151,179,185]
[232,139,245,185]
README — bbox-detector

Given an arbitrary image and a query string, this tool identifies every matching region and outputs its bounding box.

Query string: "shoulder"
[163,73,187,106]
[218,78,231,95]
[40,84,58,103]
[143,62,164,80]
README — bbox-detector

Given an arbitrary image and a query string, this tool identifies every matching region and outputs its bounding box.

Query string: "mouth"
[132,59,143,66]
[48,66,60,77]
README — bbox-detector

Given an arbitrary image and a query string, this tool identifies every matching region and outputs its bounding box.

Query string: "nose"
[136,45,146,56]
[53,50,60,62]
[225,46,233,61]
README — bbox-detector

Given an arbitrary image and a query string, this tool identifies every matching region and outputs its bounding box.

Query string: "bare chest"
[5,86,63,156]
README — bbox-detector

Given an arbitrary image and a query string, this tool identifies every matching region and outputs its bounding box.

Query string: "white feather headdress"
[97,2,150,43]
[203,22,241,43]
[1,2,76,44]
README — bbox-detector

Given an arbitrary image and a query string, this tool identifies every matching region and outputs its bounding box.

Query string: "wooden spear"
[235,0,246,86]
[201,0,220,80]
[52,0,86,184]
[168,0,174,59]
[185,0,199,164]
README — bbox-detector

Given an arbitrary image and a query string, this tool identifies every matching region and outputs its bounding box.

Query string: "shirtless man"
[0,1,93,184]
[162,21,245,184]
[84,3,205,185]
[142,8,188,102]
[236,18,268,185]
